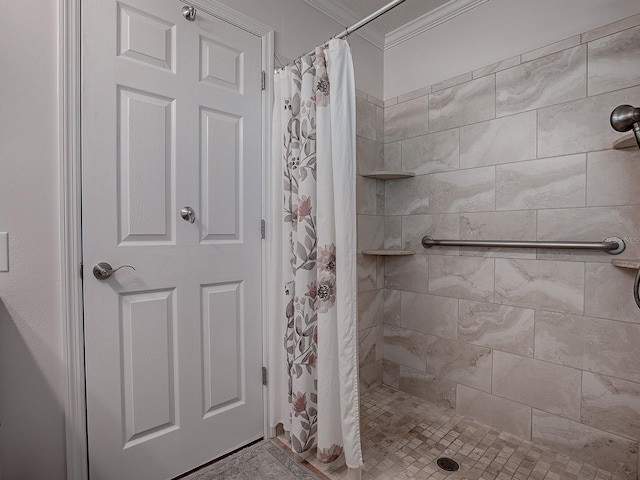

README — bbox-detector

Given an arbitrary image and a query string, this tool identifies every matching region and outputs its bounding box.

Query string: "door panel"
[121,289,178,446]
[200,107,242,241]
[118,87,175,243]
[82,1,263,478]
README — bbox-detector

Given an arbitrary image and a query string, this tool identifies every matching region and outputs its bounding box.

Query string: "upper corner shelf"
[613,134,638,150]
[362,249,415,256]
[612,259,640,269]
[361,170,415,180]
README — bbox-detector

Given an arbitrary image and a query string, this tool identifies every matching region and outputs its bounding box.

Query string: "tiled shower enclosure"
[356,13,640,479]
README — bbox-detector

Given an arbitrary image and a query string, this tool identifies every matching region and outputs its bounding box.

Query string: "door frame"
[59,2,274,478]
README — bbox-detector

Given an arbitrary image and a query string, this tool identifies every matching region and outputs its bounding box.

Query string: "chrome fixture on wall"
[610,105,640,148]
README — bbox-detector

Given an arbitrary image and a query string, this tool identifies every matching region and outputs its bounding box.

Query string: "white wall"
[384,0,640,99]
[215,0,385,98]
[0,0,67,479]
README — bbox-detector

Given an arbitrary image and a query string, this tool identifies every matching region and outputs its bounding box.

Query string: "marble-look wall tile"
[460,210,536,241]
[382,359,400,388]
[496,45,586,117]
[359,325,383,367]
[532,410,638,478]
[384,96,429,143]
[492,351,581,420]
[384,289,401,326]
[582,372,640,441]
[432,72,473,93]
[472,55,521,79]
[375,105,384,143]
[401,129,459,175]
[356,97,377,141]
[456,385,532,439]
[384,141,401,171]
[402,213,459,255]
[359,359,382,393]
[397,86,432,104]
[385,255,429,294]
[376,256,385,289]
[429,166,495,213]
[383,325,428,372]
[587,149,640,206]
[357,289,383,331]
[399,365,457,409]
[357,215,384,251]
[538,85,640,157]
[537,206,640,261]
[459,111,536,169]
[357,254,376,292]
[581,13,640,43]
[356,176,377,215]
[384,175,429,215]
[458,300,534,357]
[356,136,383,173]
[496,154,586,210]
[384,216,402,249]
[458,210,536,259]
[367,94,383,108]
[426,336,492,392]
[495,259,584,314]
[585,263,640,324]
[521,35,581,63]
[429,76,496,132]
[535,310,640,384]
[384,97,398,108]
[401,291,458,339]
[376,180,385,215]
[429,256,494,302]
[588,25,640,96]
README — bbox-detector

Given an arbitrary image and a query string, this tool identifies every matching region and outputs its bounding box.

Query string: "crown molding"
[385,0,489,49]
[301,0,489,50]
[300,0,386,49]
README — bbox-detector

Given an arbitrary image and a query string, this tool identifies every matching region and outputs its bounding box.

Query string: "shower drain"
[436,457,460,472]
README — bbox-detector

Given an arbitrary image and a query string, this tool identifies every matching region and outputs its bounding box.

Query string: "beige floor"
[305,384,617,480]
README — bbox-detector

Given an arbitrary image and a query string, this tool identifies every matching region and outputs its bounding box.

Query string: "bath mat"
[180,439,324,480]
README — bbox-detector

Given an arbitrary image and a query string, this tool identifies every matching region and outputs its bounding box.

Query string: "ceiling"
[300,0,489,49]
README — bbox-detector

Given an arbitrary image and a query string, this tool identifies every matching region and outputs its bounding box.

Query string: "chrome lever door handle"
[93,262,135,280]
[180,206,196,223]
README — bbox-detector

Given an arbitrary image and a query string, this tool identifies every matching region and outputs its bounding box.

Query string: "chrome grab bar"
[421,236,626,255]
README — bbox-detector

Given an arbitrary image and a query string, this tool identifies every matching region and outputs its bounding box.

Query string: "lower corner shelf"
[612,259,640,269]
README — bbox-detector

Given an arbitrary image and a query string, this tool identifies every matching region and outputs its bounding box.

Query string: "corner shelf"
[613,134,637,150]
[612,259,640,269]
[362,249,415,256]
[361,170,415,180]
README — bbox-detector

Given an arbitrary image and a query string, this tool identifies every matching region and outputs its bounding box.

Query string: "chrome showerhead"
[611,105,640,148]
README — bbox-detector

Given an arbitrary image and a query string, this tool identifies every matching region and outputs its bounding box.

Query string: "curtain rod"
[276,0,408,70]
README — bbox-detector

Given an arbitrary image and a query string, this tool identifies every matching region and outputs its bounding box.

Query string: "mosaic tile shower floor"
[305,385,619,480]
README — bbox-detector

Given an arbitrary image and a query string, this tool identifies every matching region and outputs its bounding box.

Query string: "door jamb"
[60,1,274,478]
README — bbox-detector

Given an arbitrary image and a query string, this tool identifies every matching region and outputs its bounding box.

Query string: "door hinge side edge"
[261,71,266,90]
[261,219,265,239]
[262,366,267,386]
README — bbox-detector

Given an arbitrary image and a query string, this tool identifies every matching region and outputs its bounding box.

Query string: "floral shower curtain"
[267,39,362,471]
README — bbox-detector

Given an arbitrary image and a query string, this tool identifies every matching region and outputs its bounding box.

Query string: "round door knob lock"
[180,206,196,223]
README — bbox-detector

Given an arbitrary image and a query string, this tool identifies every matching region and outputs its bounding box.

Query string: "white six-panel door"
[82,1,263,478]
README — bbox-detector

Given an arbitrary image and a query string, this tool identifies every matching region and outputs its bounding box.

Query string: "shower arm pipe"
[421,236,626,255]
[277,0,408,69]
